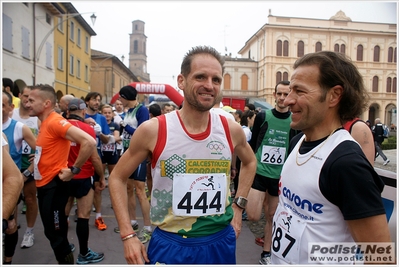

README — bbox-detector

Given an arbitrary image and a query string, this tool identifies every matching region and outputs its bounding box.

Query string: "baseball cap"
[119,85,137,101]
[68,98,86,111]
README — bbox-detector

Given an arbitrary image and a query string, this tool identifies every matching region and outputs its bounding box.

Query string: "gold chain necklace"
[295,129,337,166]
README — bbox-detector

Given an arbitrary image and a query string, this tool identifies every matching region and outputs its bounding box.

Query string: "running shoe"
[21,203,27,214]
[70,243,76,252]
[76,248,104,264]
[383,159,390,166]
[137,228,152,244]
[94,217,107,231]
[259,254,271,265]
[20,232,34,248]
[114,222,139,233]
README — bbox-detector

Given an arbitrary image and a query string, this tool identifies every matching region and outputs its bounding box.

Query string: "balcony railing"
[222,89,258,98]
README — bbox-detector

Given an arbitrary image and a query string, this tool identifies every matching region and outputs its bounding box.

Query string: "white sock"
[96,213,102,219]
[25,227,34,234]
[144,226,152,232]
[130,220,137,225]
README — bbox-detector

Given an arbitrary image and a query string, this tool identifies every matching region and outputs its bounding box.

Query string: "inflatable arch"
[110,82,183,107]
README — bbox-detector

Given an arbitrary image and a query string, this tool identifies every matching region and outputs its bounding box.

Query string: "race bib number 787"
[271,204,306,264]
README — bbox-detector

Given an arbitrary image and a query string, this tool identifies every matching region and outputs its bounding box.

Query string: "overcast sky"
[72,1,397,88]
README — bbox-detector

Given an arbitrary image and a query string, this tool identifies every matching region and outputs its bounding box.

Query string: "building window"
[386,77,392,92]
[283,72,289,81]
[85,65,89,82]
[276,72,282,83]
[85,36,89,53]
[388,47,393,62]
[395,48,397,63]
[58,47,64,70]
[57,17,63,32]
[77,28,81,47]
[373,45,380,62]
[46,42,52,69]
[357,45,363,61]
[277,40,282,56]
[77,59,81,78]
[3,14,13,52]
[241,74,248,90]
[372,76,378,92]
[69,55,74,75]
[315,42,322,52]
[112,74,115,88]
[297,41,304,57]
[283,40,289,57]
[260,39,265,58]
[70,21,75,42]
[46,13,51,25]
[340,44,346,54]
[224,74,231,90]
[260,70,264,89]
[21,26,30,59]
[334,43,346,54]
[386,77,397,93]
[134,40,138,53]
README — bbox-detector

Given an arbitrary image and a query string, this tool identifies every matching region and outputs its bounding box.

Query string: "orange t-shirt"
[34,112,72,187]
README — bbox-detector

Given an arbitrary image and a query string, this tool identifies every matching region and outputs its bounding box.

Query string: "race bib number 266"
[172,173,227,216]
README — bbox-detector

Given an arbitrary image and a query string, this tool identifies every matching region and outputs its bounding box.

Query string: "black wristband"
[3,219,8,232]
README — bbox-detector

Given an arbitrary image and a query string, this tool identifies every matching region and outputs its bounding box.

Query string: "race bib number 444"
[172,173,227,216]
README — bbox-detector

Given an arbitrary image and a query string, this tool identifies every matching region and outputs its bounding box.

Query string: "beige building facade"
[235,10,396,126]
[90,49,139,104]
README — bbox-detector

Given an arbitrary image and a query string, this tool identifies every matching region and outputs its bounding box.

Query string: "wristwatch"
[69,166,81,175]
[233,196,248,209]
[22,169,32,177]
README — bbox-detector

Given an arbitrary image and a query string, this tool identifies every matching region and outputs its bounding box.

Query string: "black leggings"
[37,176,72,263]
[4,230,18,258]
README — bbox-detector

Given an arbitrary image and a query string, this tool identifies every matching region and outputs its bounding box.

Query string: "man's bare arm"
[2,146,24,219]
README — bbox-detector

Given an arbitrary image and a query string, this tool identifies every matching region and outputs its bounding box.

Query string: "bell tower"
[129,20,150,82]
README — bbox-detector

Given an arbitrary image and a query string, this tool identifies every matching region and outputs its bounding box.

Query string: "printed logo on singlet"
[280,185,324,215]
[206,141,226,155]
[160,154,230,178]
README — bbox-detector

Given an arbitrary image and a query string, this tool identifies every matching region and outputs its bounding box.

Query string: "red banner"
[110,82,183,106]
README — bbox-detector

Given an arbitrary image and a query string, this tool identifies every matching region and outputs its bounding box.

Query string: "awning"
[253,101,274,110]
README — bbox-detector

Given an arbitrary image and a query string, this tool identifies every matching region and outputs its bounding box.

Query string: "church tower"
[129,20,150,82]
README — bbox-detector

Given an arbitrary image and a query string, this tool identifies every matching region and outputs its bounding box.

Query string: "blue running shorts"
[147,224,236,264]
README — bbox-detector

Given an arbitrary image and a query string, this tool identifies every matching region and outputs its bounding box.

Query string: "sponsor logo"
[282,186,324,214]
[206,141,226,155]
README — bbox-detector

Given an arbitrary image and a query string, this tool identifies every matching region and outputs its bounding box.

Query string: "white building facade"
[237,10,397,125]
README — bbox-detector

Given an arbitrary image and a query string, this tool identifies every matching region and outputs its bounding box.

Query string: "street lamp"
[34,12,96,89]
[35,12,96,62]
[90,13,97,25]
